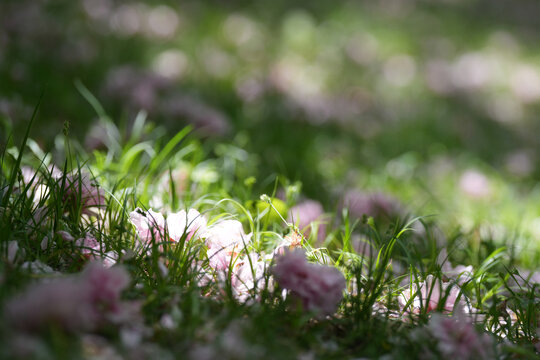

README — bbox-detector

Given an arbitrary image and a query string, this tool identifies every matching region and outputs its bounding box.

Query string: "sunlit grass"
[1,110,538,358]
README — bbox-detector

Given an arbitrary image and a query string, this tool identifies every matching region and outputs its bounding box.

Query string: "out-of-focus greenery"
[1,2,540,358]
[2,0,540,264]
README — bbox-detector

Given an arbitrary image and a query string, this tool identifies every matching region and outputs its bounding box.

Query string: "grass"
[0,108,538,359]
[1,1,540,358]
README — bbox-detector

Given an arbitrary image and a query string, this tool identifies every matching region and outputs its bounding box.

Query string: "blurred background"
[2,0,540,264]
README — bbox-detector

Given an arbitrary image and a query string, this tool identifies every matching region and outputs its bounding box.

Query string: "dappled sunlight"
[1,0,540,358]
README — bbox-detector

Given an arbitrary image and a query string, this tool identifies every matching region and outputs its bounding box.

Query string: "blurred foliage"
[2,0,540,261]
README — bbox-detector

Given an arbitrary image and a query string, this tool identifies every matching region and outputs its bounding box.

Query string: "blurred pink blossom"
[76,234,100,256]
[399,275,470,315]
[427,309,493,359]
[351,235,377,259]
[61,173,105,216]
[272,250,346,315]
[104,66,171,111]
[55,231,116,267]
[76,235,117,267]
[340,190,402,220]
[5,262,133,332]
[83,262,131,317]
[161,94,231,136]
[459,170,491,198]
[437,249,474,285]
[287,200,327,244]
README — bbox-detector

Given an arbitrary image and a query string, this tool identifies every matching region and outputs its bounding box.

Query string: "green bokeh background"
[2,0,540,264]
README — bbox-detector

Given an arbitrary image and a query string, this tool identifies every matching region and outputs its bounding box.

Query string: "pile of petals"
[4,262,136,333]
[130,208,268,302]
[129,208,348,311]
